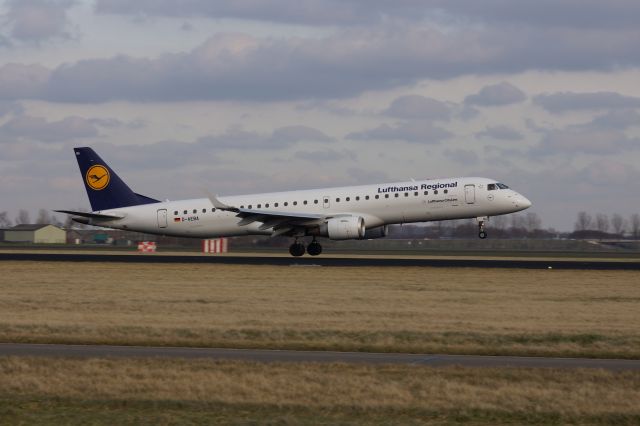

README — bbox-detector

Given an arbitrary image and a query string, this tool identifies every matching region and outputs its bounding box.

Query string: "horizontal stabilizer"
[54,210,123,220]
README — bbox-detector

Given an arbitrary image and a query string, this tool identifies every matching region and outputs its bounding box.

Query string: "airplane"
[56,147,532,256]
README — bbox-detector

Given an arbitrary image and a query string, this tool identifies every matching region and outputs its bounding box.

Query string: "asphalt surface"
[1,252,639,269]
[1,343,639,370]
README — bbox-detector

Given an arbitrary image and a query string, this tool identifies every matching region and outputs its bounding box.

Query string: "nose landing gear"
[477,216,488,239]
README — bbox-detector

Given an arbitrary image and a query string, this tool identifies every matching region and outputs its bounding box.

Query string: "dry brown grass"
[1,261,639,357]
[1,357,639,416]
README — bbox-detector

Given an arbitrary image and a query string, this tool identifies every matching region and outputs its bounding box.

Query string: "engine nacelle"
[363,225,388,239]
[325,216,365,240]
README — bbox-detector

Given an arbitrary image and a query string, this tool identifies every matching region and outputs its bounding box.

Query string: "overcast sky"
[1,0,639,231]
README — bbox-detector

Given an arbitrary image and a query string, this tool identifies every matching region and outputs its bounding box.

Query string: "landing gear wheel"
[477,216,488,239]
[307,240,322,256]
[289,241,306,257]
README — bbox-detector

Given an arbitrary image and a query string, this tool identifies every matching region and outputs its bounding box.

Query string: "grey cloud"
[197,124,330,151]
[443,148,479,165]
[94,0,640,30]
[588,109,640,129]
[271,125,333,144]
[464,82,526,107]
[2,0,76,43]
[88,118,147,130]
[533,91,640,112]
[384,95,451,121]
[2,24,640,102]
[95,0,424,26]
[0,64,50,100]
[456,105,480,121]
[476,125,523,141]
[0,101,24,117]
[346,167,388,184]
[0,115,99,142]
[104,140,220,169]
[434,0,640,30]
[294,149,356,162]
[346,121,452,144]
[578,158,640,186]
[533,128,639,156]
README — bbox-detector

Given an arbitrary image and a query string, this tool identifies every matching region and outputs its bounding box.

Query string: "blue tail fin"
[74,147,160,211]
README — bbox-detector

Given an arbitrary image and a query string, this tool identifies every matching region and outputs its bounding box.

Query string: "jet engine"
[324,216,365,240]
[363,225,388,239]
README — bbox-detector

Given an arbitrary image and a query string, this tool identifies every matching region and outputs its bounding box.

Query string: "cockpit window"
[497,183,509,189]
[487,183,496,191]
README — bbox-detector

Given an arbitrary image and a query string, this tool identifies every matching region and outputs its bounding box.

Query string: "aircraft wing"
[208,194,328,237]
[235,208,327,237]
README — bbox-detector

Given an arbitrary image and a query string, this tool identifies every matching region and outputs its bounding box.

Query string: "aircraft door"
[323,196,330,209]
[464,184,476,204]
[157,209,168,228]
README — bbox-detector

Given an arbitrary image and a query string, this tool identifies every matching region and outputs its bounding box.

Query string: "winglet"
[205,190,238,212]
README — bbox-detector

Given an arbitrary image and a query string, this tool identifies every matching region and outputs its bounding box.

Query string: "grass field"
[1,357,639,425]
[1,261,639,358]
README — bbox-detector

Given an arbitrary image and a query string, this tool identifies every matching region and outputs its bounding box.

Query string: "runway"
[1,252,639,269]
[1,343,639,370]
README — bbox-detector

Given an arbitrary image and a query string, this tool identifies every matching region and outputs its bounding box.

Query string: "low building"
[4,224,66,244]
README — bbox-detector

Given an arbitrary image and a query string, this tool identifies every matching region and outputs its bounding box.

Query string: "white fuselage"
[90,177,531,238]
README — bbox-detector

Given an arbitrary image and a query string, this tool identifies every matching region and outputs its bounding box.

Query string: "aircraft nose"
[519,195,532,209]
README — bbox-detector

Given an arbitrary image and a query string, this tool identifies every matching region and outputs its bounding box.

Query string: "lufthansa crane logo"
[85,165,110,190]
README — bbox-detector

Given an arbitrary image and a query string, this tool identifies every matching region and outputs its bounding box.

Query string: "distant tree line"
[574,211,640,239]
[0,209,66,228]
[392,211,640,240]
[1,209,639,240]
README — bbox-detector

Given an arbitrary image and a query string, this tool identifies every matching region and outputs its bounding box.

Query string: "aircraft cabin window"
[395,193,399,198]
[257,204,262,208]
[202,209,206,213]
[193,209,197,214]
[375,195,380,199]
[346,197,350,201]
[174,211,178,215]
[303,200,308,205]
[365,195,370,200]
[385,194,389,199]
[274,203,278,207]
[284,202,288,206]
[183,210,187,214]
[434,190,438,195]
[293,201,297,205]
[314,199,318,204]
[265,203,269,208]
[248,205,252,209]
[240,206,244,209]
[414,192,418,196]
[488,183,496,191]
[336,198,340,202]
[404,192,409,197]
[444,189,448,194]
[423,191,428,195]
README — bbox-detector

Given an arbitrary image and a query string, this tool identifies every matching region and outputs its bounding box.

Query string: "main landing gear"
[477,216,488,239]
[289,238,323,257]
[307,238,322,256]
